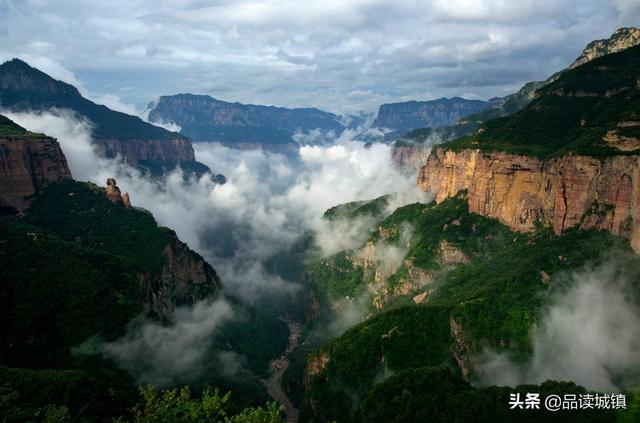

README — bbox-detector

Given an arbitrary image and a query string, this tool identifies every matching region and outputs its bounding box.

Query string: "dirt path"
[264,320,302,423]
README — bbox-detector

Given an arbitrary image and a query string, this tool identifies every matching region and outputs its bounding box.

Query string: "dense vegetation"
[305,194,514,305]
[356,367,620,423]
[322,195,389,221]
[26,180,174,275]
[394,121,479,146]
[115,386,285,423]
[443,45,640,157]
[0,180,289,421]
[0,114,30,136]
[302,305,454,421]
[295,193,640,422]
[0,377,286,423]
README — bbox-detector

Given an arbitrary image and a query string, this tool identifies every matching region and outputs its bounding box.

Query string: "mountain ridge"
[371,96,491,134]
[0,60,216,177]
[146,93,345,150]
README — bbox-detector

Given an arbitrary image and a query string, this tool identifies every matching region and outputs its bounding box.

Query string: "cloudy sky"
[1,0,638,114]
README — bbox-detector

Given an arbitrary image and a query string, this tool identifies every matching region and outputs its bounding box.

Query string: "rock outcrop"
[104,178,131,207]
[570,27,640,69]
[0,133,72,212]
[418,147,640,252]
[139,234,222,319]
[122,192,131,208]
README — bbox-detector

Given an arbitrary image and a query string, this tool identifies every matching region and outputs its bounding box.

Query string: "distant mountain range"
[145,94,348,151]
[145,93,498,148]
[0,59,219,179]
[371,97,494,134]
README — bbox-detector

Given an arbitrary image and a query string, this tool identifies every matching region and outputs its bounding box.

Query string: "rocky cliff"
[105,177,131,207]
[94,137,195,163]
[100,176,220,317]
[140,234,221,318]
[418,147,640,252]
[0,116,72,212]
[570,27,640,69]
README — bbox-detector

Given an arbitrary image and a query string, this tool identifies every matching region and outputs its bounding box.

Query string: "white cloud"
[476,259,640,392]
[89,93,140,115]
[6,109,427,300]
[102,298,235,386]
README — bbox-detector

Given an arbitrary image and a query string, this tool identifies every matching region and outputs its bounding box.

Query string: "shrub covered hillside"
[0,180,288,421]
[292,193,640,423]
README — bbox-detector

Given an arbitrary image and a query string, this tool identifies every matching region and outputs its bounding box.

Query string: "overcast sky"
[0,0,638,115]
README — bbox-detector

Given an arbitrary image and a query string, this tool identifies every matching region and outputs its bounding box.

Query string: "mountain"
[417,45,640,255]
[0,115,72,213]
[0,59,217,178]
[457,27,640,128]
[145,94,346,150]
[0,114,298,421]
[0,122,291,419]
[393,27,640,169]
[569,27,640,69]
[287,193,640,422]
[371,97,491,133]
[448,44,640,156]
[276,31,640,423]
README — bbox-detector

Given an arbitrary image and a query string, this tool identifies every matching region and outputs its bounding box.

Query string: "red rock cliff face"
[0,135,72,212]
[93,137,195,165]
[418,148,640,252]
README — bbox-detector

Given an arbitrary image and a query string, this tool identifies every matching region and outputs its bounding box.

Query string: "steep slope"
[1,179,221,365]
[0,178,225,418]
[146,93,345,150]
[0,60,215,177]
[24,180,221,320]
[296,196,640,423]
[418,45,640,252]
[0,115,72,212]
[372,97,490,133]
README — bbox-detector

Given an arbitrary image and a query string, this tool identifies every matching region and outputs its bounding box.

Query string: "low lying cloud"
[101,299,234,386]
[476,260,640,392]
[366,223,413,277]
[7,108,431,382]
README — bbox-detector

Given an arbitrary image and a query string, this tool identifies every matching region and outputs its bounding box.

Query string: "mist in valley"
[5,109,428,385]
[476,256,640,392]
